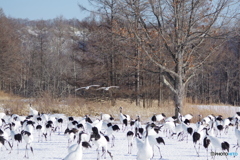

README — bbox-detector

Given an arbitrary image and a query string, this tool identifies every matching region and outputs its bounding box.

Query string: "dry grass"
[0,91,238,123]
[0,91,19,100]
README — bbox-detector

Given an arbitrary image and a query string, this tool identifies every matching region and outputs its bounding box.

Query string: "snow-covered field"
[1,106,240,160]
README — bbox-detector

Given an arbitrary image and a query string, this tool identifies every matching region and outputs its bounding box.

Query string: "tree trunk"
[158,67,162,107]
[174,78,185,118]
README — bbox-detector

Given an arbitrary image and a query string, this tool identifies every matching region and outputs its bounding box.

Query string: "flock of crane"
[0,104,240,160]
[75,85,120,91]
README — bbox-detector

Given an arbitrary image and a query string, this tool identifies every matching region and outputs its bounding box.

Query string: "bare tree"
[79,0,123,105]
[116,0,239,116]
[0,9,22,92]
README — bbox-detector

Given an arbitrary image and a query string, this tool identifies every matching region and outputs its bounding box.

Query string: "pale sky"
[0,0,92,20]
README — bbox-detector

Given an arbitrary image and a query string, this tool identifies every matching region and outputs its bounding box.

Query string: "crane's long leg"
[194,144,199,157]
[111,135,115,147]
[233,144,239,157]
[157,146,163,159]
[24,144,28,158]
[107,150,113,160]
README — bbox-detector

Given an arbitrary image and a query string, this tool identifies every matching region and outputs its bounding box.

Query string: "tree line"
[0,0,240,116]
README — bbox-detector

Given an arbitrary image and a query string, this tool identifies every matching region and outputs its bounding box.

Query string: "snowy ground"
[1,109,240,160]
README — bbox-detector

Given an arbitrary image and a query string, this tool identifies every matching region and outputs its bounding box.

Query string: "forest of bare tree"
[0,0,240,115]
